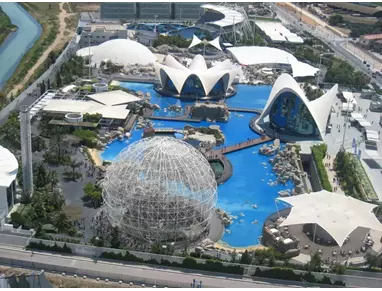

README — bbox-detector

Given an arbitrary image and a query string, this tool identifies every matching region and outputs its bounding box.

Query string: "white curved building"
[200,4,245,28]
[256,74,338,140]
[0,145,18,215]
[76,39,157,66]
[154,54,240,99]
[227,46,319,78]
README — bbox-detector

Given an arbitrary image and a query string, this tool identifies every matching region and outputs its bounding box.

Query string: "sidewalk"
[323,155,345,195]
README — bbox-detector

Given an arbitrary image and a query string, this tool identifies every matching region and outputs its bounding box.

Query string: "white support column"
[275,199,280,218]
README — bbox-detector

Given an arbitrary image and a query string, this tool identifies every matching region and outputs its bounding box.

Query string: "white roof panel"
[0,145,18,187]
[256,21,304,44]
[42,99,130,120]
[201,4,245,28]
[277,190,382,247]
[227,46,318,78]
[88,90,142,106]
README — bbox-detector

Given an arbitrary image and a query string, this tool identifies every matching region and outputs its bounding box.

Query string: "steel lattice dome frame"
[102,136,218,244]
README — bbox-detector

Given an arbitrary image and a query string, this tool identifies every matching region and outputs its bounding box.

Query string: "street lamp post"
[87,33,92,79]
[316,53,333,99]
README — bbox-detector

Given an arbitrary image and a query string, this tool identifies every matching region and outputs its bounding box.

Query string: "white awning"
[277,191,382,247]
[188,34,202,49]
[209,36,222,51]
[365,149,381,159]
[366,130,379,141]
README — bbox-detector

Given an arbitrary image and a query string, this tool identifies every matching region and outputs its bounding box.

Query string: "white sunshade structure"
[76,39,156,66]
[256,73,338,140]
[155,54,240,97]
[227,46,319,78]
[277,191,382,247]
[42,90,141,120]
[188,35,222,51]
[255,21,304,44]
[351,112,371,128]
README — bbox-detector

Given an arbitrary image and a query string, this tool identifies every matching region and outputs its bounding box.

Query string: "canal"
[0,3,42,89]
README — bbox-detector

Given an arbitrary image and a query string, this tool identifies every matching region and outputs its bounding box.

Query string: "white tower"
[19,106,33,197]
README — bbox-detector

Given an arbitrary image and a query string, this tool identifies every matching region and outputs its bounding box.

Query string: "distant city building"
[100,2,204,21]
[0,145,18,217]
[100,2,136,20]
[79,23,127,48]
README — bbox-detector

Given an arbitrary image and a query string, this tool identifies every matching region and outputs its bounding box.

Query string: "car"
[363,60,367,64]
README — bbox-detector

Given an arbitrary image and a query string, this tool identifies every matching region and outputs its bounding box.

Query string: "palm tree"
[52,212,71,234]
[49,170,59,191]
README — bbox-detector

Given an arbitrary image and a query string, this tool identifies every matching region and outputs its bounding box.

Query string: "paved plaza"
[324,92,382,200]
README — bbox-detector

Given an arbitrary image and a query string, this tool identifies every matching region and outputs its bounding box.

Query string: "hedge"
[311,144,332,191]
[101,252,243,275]
[254,267,345,286]
[26,241,72,254]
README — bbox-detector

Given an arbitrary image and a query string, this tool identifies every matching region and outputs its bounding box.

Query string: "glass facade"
[100,3,136,19]
[100,2,204,20]
[162,73,226,98]
[173,3,203,20]
[269,92,319,137]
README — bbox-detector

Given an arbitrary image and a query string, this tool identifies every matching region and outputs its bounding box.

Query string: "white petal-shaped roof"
[76,39,156,66]
[0,145,18,187]
[189,54,207,71]
[277,190,382,247]
[257,73,337,139]
[155,54,240,96]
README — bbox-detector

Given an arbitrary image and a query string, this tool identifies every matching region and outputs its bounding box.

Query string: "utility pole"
[87,33,91,79]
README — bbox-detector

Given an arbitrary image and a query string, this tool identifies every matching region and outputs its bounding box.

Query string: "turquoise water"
[0,3,42,88]
[101,82,292,247]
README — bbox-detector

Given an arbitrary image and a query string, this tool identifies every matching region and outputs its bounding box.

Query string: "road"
[270,3,382,88]
[0,245,301,288]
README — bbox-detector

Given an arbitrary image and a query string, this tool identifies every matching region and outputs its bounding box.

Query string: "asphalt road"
[269,2,382,88]
[0,245,303,288]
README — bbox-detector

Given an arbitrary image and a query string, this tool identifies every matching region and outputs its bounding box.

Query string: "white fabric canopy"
[366,130,379,141]
[188,35,202,49]
[277,191,382,247]
[209,36,222,51]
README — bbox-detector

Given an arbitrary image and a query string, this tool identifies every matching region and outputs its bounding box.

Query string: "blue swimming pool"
[101,82,291,247]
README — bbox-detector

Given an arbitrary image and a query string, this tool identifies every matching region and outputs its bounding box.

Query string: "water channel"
[0,3,42,89]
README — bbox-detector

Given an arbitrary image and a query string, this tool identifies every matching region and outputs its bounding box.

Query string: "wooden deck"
[206,135,272,184]
[210,135,272,155]
[228,107,263,114]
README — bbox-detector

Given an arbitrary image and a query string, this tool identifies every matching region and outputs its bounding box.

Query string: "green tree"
[52,212,71,234]
[0,112,21,151]
[329,14,344,26]
[240,250,253,265]
[83,182,103,208]
[365,253,381,269]
[306,251,322,272]
[63,159,83,181]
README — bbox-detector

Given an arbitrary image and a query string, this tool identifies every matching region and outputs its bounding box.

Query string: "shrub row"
[311,144,332,191]
[254,267,345,286]
[26,241,72,254]
[101,251,243,275]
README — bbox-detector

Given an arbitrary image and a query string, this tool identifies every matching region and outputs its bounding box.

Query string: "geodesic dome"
[102,136,218,244]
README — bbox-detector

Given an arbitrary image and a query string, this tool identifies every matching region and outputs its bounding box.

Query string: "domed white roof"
[0,145,18,187]
[77,39,156,66]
